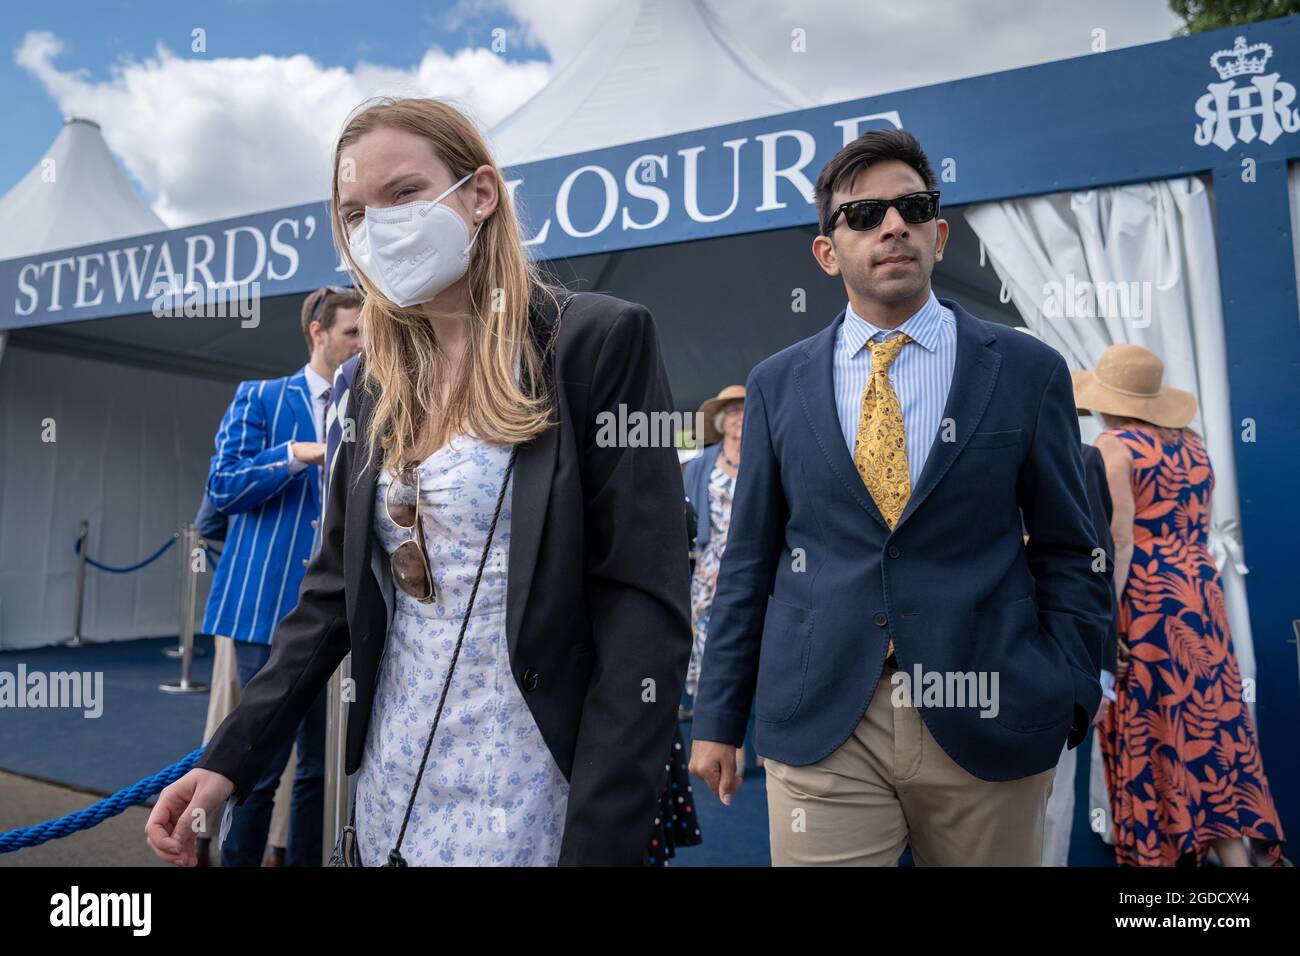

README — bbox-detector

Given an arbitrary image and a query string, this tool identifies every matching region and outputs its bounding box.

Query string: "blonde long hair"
[329,97,560,479]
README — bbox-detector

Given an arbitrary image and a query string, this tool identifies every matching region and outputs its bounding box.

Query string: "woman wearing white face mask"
[146,97,691,867]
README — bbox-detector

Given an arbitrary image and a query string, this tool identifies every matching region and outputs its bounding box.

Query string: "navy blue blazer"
[193,494,228,544]
[691,299,1112,781]
[1081,444,1119,674]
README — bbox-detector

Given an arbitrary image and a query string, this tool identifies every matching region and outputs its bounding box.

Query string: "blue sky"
[2,0,549,188]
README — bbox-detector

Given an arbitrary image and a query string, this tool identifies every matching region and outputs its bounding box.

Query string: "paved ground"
[0,771,169,867]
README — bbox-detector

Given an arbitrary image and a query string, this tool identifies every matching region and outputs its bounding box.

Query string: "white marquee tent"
[0,118,167,260]
[0,119,232,651]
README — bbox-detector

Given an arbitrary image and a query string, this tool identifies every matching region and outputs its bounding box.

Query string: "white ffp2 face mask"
[346,172,483,308]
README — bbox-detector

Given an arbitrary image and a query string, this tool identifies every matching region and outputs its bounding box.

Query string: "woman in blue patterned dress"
[148,97,691,868]
[355,436,569,866]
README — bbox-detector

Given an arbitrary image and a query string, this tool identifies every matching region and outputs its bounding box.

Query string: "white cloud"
[16,29,550,226]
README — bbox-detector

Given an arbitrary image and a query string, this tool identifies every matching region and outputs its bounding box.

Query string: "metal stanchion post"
[160,523,209,694]
[323,655,351,864]
[61,520,96,647]
[164,531,206,658]
[163,584,207,661]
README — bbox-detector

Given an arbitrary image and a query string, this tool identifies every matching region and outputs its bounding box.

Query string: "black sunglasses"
[825,190,941,234]
[308,284,357,327]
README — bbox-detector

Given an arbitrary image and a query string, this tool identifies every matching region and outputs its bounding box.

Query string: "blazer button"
[887,544,901,559]
[873,612,888,627]
[311,519,319,529]
[302,558,310,568]
[522,668,540,692]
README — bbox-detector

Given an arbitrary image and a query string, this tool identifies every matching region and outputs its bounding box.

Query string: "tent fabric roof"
[0,117,166,260]
[488,0,815,165]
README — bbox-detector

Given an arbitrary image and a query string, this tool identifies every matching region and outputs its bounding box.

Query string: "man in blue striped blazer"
[203,285,362,867]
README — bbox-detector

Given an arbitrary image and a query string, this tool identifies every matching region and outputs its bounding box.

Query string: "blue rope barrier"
[75,534,176,574]
[0,747,204,853]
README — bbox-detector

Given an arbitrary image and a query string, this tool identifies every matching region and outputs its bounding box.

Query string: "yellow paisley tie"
[854,333,913,527]
[854,333,912,662]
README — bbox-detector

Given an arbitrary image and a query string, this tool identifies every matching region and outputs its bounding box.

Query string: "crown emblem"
[1210,36,1272,80]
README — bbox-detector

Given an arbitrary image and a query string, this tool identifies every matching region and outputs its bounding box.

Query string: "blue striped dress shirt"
[833,292,958,489]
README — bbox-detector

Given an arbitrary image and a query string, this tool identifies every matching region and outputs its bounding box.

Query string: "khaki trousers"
[764,667,1055,866]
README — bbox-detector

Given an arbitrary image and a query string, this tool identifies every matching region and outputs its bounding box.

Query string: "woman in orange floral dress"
[1076,344,1285,867]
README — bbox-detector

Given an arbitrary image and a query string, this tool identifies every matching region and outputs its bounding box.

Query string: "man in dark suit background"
[203,285,361,867]
[1042,441,1119,865]
[688,129,1111,865]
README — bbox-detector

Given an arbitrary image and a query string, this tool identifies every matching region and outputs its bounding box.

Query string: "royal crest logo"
[1195,35,1300,150]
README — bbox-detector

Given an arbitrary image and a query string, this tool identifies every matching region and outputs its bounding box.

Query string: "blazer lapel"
[895,302,1001,529]
[505,294,563,662]
[344,375,380,636]
[794,312,891,531]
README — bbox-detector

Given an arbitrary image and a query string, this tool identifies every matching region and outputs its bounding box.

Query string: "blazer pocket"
[979,596,1073,733]
[965,428,1022,449]
[755,596,814,724]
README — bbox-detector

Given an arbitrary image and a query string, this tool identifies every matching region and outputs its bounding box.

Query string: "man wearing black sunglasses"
[690,129,1109,867]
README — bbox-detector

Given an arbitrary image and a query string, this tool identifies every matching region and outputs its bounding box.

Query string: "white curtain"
[966,178,1256,845]
[0,345,232,649]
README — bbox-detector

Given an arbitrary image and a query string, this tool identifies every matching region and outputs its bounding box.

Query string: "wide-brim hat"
[1071,343,1197,428]
[698,385,746,446]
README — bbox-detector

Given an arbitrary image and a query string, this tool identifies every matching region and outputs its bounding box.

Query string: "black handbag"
[329,292,572,868]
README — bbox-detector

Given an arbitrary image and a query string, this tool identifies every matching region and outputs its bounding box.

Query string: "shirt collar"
[843,292,943,356]
[303,364,332,401]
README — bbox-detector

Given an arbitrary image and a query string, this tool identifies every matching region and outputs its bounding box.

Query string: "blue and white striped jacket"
[201,368,323,646]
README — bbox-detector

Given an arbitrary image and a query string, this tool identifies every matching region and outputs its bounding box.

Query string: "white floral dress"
[354,434,570,866]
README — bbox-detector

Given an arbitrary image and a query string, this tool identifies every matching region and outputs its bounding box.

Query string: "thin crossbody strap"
[382,290,574,867]
[386,445,517,867]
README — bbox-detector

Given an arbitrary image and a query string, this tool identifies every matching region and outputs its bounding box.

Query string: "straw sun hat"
[698,385,745,446]
[1071,343,1197,428]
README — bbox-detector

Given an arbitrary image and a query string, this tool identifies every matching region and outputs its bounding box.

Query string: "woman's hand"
[1092,697,1111,727]
[145,768,236,866]
[1116,639,1130,680]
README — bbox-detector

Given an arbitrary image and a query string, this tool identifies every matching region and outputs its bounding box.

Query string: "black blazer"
[1081,443,1119,674]
[197,290,692,866]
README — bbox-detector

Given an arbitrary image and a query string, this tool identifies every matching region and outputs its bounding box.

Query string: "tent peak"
[489,0,814,165]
